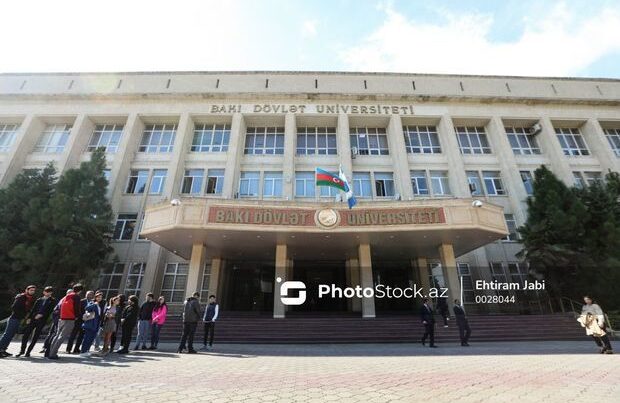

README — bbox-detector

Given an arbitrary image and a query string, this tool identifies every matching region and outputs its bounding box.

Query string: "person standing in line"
[93,289,107,352]
[453,299,471,346]
[109,294,126,351]
[579,296,613,354]
[95,296,120,356]
[17,286,56,358]
[80,292,104,356]
[67,290,94,354]
[437,297,449,328]
[0,285,37,358]
[178,292,201,354]
[420,298,437,348]
[201,295,219,351]
[47,284,84,360]
[116,295,139,354]
[42,289,71,356]
[135,293,156,350]
[149,296,168,350]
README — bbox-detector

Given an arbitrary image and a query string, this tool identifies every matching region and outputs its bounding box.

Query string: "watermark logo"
[277,277,306,305]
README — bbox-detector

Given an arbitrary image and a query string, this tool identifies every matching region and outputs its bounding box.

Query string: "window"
[0,123,18,152]
[604,128,620,157]
[125,170,149,194]
[244,127,284,155]
[149,169,167,194]
[239,171,259,197]
[374,172,395,197]
[430,171,450,196]
[263,171,283,198]
[403,125,441,154]
[503,214,519,241]
[200,264,211,303]
[353,172,372,197]
[457,263,474,303]
[555,127,589,156]
[428,263,446,289]
[508,263,528,284]
[455,126,491,154]
[87,124,123,153]
[138,124,176,153]
[410,170,429,196]
[103,169,111,184]
[483,171,506,195]
[191,124,230,152]
[505,127,541,155]
[573,172,586,188]
[584,172,602,186]
[520,171,534,195]
[113,214,137,240]
[295,171,315,198]
[466,171,483,196]
[490,262,507,283]
[205,169,225,195]
[297,127,337,155]
[181,169,204,194]
[34,124,72,153]
[137,214,147,240]
[161,263,188,303]
[350,127,389,155]
[124,262,145,297]
[320,185,339,198]
[97,263,124,300]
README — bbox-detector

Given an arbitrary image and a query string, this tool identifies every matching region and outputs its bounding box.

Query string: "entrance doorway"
[292,260,347,312]
[373,261,415,312]
[223,261,274,312]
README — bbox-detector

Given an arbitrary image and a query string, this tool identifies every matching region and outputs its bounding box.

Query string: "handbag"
[83,311,96,321]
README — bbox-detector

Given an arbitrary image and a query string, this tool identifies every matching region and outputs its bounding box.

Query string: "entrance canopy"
[141,198,508,261]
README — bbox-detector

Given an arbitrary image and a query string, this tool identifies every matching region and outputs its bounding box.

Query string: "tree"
[0,149,113,315]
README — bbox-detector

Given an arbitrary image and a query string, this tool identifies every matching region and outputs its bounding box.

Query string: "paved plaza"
[0,341,618,403]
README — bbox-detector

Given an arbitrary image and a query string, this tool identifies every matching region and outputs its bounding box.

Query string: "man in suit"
[17,286,56,357]
[419,298,437,348]
[453,299,471,346]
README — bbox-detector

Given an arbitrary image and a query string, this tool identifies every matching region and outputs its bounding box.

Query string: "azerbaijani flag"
[316,168,347,191]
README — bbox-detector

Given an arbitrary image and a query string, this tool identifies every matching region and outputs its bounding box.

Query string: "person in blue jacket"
[80,292,104,356]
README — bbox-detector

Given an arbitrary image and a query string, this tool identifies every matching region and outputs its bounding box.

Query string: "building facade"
[0,71,619,317]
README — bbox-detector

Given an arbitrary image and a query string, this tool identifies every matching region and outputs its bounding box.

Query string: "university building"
[0,71,619,318]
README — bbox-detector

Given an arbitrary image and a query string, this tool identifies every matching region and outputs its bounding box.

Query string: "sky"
[1,0,620,77]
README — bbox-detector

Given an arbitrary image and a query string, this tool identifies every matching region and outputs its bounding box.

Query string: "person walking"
[16,286,56,358]
[79,292,104,356]
[178,292,201,354]
[95,296,120,356]
[47,284,84,360]
[149,296,168,350]
[67,290,94,354]
[437,297,449,328]
[109,294,126,351]
[201,295,219,351]
[579,296,613,354]
[420,298,437,348]
[453,299,471,346]
[135,293,156,350]
[0,285,37,358]
[116,295,139,354]
[42,289,71,357]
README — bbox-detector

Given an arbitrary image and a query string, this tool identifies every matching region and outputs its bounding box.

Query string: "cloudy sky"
[2,0,620,77]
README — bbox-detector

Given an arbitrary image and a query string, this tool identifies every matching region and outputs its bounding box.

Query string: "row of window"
[2,121,619,158]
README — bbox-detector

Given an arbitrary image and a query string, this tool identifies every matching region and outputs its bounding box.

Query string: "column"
[537,117,574,185]
[0,114,43,187]
[56,114,91,173]
[282,112,296,199]
[582,119,619,174]
[222,113,245,198]
[437,116,470,197]
[273,244,288,319]
[487,117,529,224]
[209,257,223,298]
[415,257,430,292]
[185,243,207,297]
[336,113,353,178]
[108,113,143,210]
[387,114,414,199]
[358,243,376,318]
[438,243,461,312]
[164,112,194,200]
[140,244,163,295]
[347,258,362,312]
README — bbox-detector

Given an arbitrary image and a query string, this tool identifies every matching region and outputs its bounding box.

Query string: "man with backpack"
[47,284,83,360]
